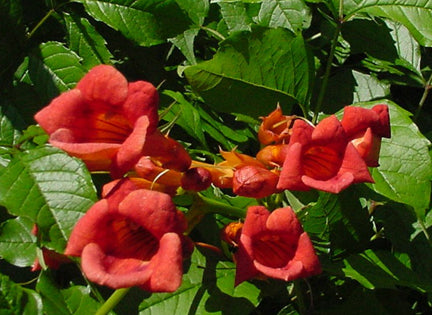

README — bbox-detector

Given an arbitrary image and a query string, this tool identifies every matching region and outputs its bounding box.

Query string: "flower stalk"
[95,288,131,315]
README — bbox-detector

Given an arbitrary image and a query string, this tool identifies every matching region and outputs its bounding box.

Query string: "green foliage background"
[0,0,432,314]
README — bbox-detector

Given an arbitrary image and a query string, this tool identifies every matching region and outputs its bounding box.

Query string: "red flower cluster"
[196,105,390,196]
[33,65,390,292]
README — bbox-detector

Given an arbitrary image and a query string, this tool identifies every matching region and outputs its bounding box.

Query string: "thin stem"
[200,26,226,41]
[417,217,432,248]
[313,22,342,124]
[313,0,344,123]
[413,73,432,122]
[293,279,308,314]
[27,9,55,39]
[370,227,385,242]
[338,0,344,20]
[95,288,131,315]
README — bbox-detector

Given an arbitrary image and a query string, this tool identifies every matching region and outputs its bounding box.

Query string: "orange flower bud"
[258,105,295,145]
[221,222,244,247]
[256,144,289,167]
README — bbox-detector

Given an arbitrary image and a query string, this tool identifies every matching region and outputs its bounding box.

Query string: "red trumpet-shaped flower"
[277,116,373,193]
[341,104,390,167]
[34,65,191,177]
[223,206,321,286]
[64,179,193,292]
[34,65,159,175]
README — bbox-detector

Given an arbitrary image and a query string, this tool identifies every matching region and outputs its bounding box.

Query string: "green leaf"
[197,106,250,144]
[324,249,432,292]
[28,41,86,103]
[361,56,424,87]
[212,0,262,3]
[352,70,390,103]
[169,28,200,65]
[386,20,421,72]
[300,188,373,256]
[218,2,252,33]
[64,13,113,69]
[0,216,36,267]
[184,27,314,117]
[316,69,390,113]
[176,0,209,25]
[0,102,26,171]
[76,0,192,47]
[343,0,432,47]
[358,100,432,214]
[139,249,260,314]
[212,0,262,2]
[256,0,312,33]
[372,202,432,282]
[36,271,102,315]
[0,146,97,251]
[0,274,43,315]
[341,17,399,61]
[0,103,24,147]
[162,90,208,147]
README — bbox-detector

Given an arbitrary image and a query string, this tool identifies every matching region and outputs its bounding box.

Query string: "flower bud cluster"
[196,104,390,196]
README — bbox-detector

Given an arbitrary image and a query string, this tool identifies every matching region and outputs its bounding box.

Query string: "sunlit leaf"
[342,0,432,46]
[36,271,102,315]
[169,28,200,65]
[0,102,24,147]
[76,0,192,46]
[184,27,314,117]
[0,216,36,267]
[139,249,260,314]
[28,42,86,103]
[176,0,209,25]
[0,146,97,251]
[64,13,113,69]
[300,188,373,256]
[386,20,421,72]
[218,1,252,33]
[352,71,390,103]
[324,249,432,292]
[0,274,43,315]
[356,101,432,215]
[256,0,312,33]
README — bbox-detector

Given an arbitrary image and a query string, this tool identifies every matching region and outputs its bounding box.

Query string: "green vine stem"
[195,193,247,218]
[95,288,131,315]
[183,192,246,234]
[27,9,55,39]
[417,216,432,248]
[413,72,432,122]
[313,0,344,124]
[313,21,342,124]
[293,279,308,314]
